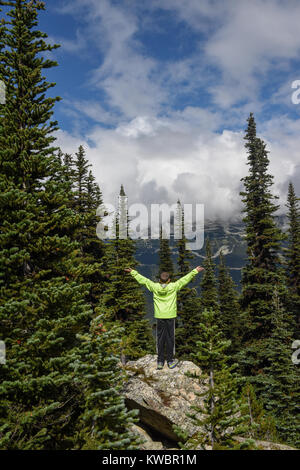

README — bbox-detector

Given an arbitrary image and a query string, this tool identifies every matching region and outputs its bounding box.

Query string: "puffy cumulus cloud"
[117,116,163,138]
[170,130,247,222]
[55,108,300,228]
[55,129,86,154]
[55,108,299,224]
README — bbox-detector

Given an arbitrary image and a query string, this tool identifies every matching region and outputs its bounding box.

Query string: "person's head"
[159,271,170,283]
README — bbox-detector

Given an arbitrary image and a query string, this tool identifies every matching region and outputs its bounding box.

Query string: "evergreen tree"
[218,250,241,357]
[61,151,76,185]
[238,113,287,384]
[240,383,277,442]
[71,147,106,310]
[0,5,4,60]
[200,238,219,316]
[284,181,300,336]
[51,146,106,312]
[158,224,174,277]
[0,0,94,449]
[180,308,252,450]
[70,314,141,450]
[174,200,202,360]
[261,288,300,448]
[99,185,154,363]
[175,200,194,275]
[73,145,92,215]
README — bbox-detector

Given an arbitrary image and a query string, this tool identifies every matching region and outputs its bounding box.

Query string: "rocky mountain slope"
[135,215,288,288]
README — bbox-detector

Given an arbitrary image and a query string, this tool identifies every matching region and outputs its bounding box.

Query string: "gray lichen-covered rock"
[123,355,296,451]
[123,354,206,442]
[130,424,164,450]
[235,437,297,451]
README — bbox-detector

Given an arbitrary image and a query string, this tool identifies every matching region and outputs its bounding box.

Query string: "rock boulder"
[123,354,296,451]
[123,354,205,443]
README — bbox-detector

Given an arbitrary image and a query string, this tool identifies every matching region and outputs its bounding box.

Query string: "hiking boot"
[167,360,178,369]
[157,362,164,370]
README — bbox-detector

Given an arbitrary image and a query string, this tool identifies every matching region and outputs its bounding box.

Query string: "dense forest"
[0,0,299,450]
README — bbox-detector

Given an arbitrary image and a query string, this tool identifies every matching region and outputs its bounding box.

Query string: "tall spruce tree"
[85,170,107,305]
[73,145,91,215]
[180,308,252,450]
[99,185,154,363]
[238,113,287,385]
[158,224,174,277]
[240,383,277,442]
[261,288,300,448]
[70,314,141,450]
[175,200,194,275]
[0,0,129,450]
[218,250,241,358]
[284,181,300,336]
[71,147,106,310]
[174,200,202,360]
[60,151,76,185]
[51,147,106,312]
[0,0,95,449]
[200,238,219,316]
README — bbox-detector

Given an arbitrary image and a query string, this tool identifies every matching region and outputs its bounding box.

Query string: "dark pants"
[156,318,175,364]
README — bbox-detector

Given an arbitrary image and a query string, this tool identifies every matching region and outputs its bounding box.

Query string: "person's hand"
[196,266,205,273]
[124,268,132,273]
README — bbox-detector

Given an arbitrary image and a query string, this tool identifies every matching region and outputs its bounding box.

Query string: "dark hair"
[160,271,170,283]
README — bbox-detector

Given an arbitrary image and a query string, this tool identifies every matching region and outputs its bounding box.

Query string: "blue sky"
[9,0,300,221]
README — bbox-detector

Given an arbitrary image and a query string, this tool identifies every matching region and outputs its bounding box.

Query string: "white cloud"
[117,116,162,138]
[56,0,300,111]
[56,106,300,223]
[58,0,167,118]
[150,0,226,33]
[155,0,300,107]
[65,99,117,126]
[259,116,300,198]
[48,29,87,54]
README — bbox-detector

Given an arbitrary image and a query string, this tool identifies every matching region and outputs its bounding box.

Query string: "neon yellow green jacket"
[130,268,199,319]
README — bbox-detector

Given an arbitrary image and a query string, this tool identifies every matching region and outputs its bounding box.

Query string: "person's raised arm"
[124,268,156,292]
[173,266,204,291]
